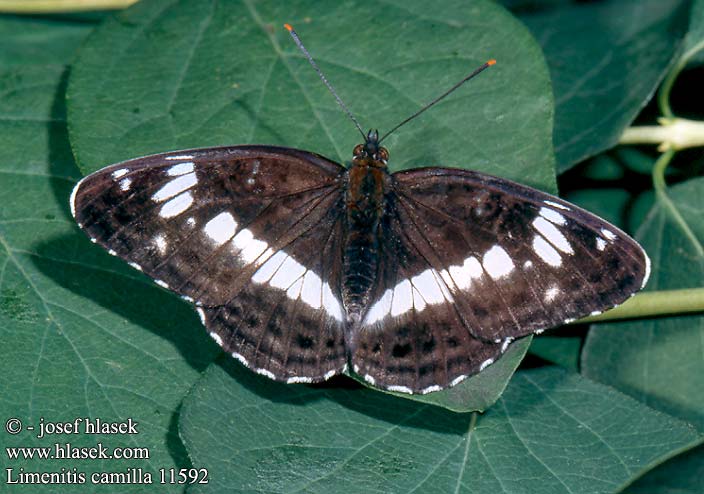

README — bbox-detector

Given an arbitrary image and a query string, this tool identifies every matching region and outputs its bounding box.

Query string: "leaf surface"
[582,178,704,431]
[516,0,690,171]
[180,364,699,494]
[0,15,218,493]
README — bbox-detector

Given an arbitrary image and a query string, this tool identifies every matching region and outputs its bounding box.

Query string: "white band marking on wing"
[532,235,562,267]
[160,191,193,218]
[532,217,573,254]
[203,212,237,246]
[152,172,197,202]
[166,161,195,176]
[482,245,515,279]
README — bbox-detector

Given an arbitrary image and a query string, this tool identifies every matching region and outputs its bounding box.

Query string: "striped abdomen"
[342,162,386,322]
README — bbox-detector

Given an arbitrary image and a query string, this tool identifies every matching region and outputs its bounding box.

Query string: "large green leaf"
[582,177,704,494]
[582,178,704,431]
[0,16,218,493]
[179,364,699,494]
[628,443,704,494]
[515,0,690,171]
[67,0,555,190]
[0,15,95,67]
[684,0,704,60]
[66,0,555,411]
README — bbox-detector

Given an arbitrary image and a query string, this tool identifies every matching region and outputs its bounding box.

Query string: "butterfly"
[70,25,650,395]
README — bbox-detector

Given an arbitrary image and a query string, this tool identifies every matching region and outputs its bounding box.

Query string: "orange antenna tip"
[284,23,293,32]
[487,59,497,66]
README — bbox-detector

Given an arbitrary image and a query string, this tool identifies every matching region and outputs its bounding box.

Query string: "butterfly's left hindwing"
[71,146,350,383]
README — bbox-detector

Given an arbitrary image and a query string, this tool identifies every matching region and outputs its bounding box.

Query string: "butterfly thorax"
[342,136,389,324]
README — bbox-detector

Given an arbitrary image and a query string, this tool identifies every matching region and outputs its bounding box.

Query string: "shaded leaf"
[684,0,704,59]
[582,177,704,431]
[0,16,218,493]
[0,15,96,68]
[528,333,582,371]
[516,0,690,171]
[628,442,704,494]
[179,364,699,494]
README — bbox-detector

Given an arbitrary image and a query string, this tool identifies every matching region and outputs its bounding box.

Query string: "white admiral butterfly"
[70,25,649,394]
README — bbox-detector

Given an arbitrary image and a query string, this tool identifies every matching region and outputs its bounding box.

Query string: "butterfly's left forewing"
[72,146,350,382]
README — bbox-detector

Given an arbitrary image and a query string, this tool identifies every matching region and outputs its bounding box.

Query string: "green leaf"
[0,16,218,493]
[0,15,96,68]
[684,0,704,56]
[66,0,556,410]
[564,188,632,230]
[657,0,704,117]
[67,0,555,190]
[516,0,690,171]
[528,333,582,371]
[180,364,699,494]
[628,442,704,494]
[582,177,704,431]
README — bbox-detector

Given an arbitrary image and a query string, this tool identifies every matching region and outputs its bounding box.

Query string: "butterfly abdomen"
[342,163,387,321]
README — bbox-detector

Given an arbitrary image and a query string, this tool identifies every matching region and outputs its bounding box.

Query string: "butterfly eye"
[378,148,389,162]
[353,144,365,158]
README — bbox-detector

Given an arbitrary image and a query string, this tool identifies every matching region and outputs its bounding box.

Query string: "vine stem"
[659,38,704,118]
[0,0,135,12]
[608,36,704,324]
[576,288,704,323]
[620,117,704,151]
[652,148,704,257]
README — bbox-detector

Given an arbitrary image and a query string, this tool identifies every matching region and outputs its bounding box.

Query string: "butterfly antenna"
[378,59,496,144]
[285,23,367,141]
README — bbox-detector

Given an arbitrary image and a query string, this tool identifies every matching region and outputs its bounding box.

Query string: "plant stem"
[620,118,704,151]
[0,0,135,12]
[611,38,704,324]
[659,38,704,118]
[577,288,704,323]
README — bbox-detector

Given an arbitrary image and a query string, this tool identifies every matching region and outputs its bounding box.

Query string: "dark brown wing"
[351,167,649,393]
[71,145,349,383]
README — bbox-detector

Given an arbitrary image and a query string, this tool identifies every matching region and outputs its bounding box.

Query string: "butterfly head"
[353,129,389,166]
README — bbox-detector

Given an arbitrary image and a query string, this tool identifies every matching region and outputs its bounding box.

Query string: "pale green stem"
[0,0,136,12]
[576,288,704,323]
[624,38,704,149]
[610,37,704,325]
[620,118,704,151]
